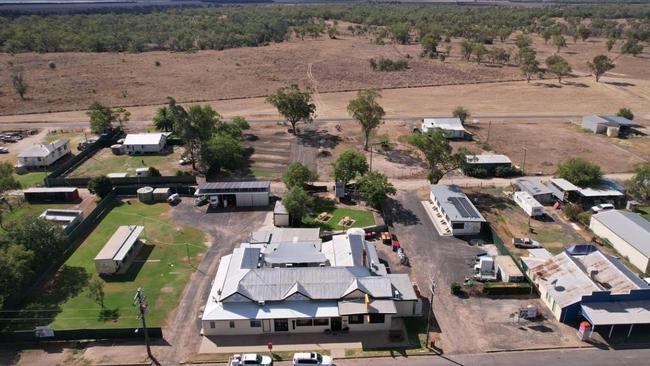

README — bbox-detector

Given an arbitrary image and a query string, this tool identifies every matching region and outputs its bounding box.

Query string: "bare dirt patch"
[468,120,648,174]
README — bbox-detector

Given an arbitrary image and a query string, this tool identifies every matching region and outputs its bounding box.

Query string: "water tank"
[606,126,620,137]
[111,144,125,155]
[137,186,154,203]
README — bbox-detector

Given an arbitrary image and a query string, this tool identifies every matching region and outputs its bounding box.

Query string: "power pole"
[425,276,436,349]
[522,147,528,176]
[134,288,155,362]
[486,120,492,145]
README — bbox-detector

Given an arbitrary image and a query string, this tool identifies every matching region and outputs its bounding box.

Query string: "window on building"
[210,321,215,329]
[229,320,235,328]
[348,315,364,324]
[368,314,385,324]
[313,318,329,326]
[250,320,261,328]
[452,222,464,229]
[296,319,313,327]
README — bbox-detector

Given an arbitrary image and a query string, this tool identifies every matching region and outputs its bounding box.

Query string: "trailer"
[513,191,544,217]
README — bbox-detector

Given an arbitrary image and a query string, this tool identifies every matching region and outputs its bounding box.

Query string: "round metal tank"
[111,144,125,155]
[606,126,620,137]
[137,186,154,203]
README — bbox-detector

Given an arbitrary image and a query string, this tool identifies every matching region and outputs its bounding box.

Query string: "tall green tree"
[552,34,566,52]
[87,278,105,309]
[358,171,396,209]
[621,39,643,56]
[515,34,532,49]
[420,33,439,58]
[86,102,130,134]
[587,55,615,82]
[199,133,243,174]
[519,47,540,83]
[88,175,113,198]
[0,244,33,308]
[545,55,572,84]
[627,163,650,203]
[333,150,368,184]
[606,38,616,52]
[616,107,634,120]
[556,158,602,187]
[347,88,385,150]
[283,162,317,189]
[452,106,470,125]
[176,104,220,170]
[11,68,28,100]
[460,40,473,61]
[266,84,316,135]
[6,218,67,272]
[390,23,411,45]
[0,162,21,193]
[153,97,182,132]
[283,186,313,226]
[408,129,467,183]
[577,26,591,42]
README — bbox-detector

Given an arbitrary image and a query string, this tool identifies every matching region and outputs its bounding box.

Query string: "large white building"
[123,133,167,154]
[429,185,486,236]
[201,228,420,336]
[590,210,650,273]
[17,139,70,168]
[421,118,467,139]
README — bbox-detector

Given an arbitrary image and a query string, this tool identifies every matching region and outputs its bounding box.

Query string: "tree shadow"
[382,149,428,169]
[604,81,635,87]
[383,198,420,226]
[0,265,90,331]
[532,82,562,88]
[98,307,120,322]
[564,81,589,88]
[297,129,342,149]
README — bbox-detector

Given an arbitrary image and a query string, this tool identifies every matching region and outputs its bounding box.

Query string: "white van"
[292,353,333,366]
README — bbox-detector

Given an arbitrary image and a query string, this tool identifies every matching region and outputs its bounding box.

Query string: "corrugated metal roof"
[582,300,650,326]
[94,225,144,262]
[338,299,397,315]
[123,133,165,146]
[592,210,650,258]
[514,178,552,196]
[264,243,327,265]
[495,255,523,278]
[204,300,340,321]
[198,181,270,190]
[466,154,512,165]
[429,185,486,222]
[583,115,633,127]
[549,178,580,192]
[422,118,465,131]
[18,139,68,158]
[24,187,77,193]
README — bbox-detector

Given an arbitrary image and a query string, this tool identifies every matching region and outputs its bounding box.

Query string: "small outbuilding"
[195,181,270,208]
[39,209,83,233]
[429,185,486,236]
[582,115,633,136]
[153,188,171,202]
[421,118,467,139]
[123,133,167,154]
[23,187,80,203]
[494,255,524,283]
[513,178,554,205]
[513,191,544,217]
[94,225,145,275]
[274,201,290,227]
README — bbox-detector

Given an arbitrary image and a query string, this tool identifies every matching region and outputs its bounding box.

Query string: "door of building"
[263,319,271,333]
[330,317,342,331]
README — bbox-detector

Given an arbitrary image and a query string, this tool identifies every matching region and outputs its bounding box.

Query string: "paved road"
[329,348,650,366]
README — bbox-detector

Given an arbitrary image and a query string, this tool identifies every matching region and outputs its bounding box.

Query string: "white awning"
[203,300,340,321]
[582,300,650,326]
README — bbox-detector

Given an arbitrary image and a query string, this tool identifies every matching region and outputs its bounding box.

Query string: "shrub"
[450,282,462,294]
[48,61,56,69]
[577,212,592,226]
[564,203,582,222]
[495,166,521,178]
[617,107,634,120]
[369,57,409,71]
[379,136,391,150]
[155,60,161,67]
[483,282,531,296]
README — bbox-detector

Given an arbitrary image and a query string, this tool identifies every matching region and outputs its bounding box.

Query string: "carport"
[581,300,650,340]
[195,181,270,207]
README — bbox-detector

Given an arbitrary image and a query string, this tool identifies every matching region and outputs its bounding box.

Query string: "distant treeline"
[0,3,649,53]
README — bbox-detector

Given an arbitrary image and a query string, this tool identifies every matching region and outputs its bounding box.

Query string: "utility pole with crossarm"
[134,287,155,362]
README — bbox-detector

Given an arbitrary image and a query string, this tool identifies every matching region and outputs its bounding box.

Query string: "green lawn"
[69,148,183,177]
[303,198,375,231]
[14,172,47,188]
[7,200,207,330]
[639,207,650,221]
[2,203,76,226]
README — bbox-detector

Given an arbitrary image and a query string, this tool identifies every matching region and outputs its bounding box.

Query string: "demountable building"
[513,191,544,217]
[94,226,144,275]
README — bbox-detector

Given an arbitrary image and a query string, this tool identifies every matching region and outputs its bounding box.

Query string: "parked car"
[391,237,401,252]
[591,203,615,213]
[380,231,391,245]
[292,352,332,366]
[0,147,8,154]
[512,237,541,249]
[167,193,181,204]
[178,157,192,165]
[232,353,273,366]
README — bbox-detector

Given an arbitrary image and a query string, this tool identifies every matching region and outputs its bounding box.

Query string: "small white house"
[94,225,144,275]
[513,191,544,217]
[123,133,167,154]
[421,118,466,139]
[274,201,290,227]
[17,139,70,168]
[429,185,486,235]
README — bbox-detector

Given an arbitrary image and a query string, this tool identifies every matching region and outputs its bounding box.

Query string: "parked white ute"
[591,203,615,213]
[233,353,273,366]
[293,352,333,366]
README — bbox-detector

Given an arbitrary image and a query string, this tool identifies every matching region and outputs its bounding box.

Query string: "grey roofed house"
[514,178,552,196]
[591,210,650,258]
[429,185,486,223]
[250,227,322,250]
[18,139,69,158]
[264,243,327,265]
[582,115,633,134]
[465,154,512,165]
